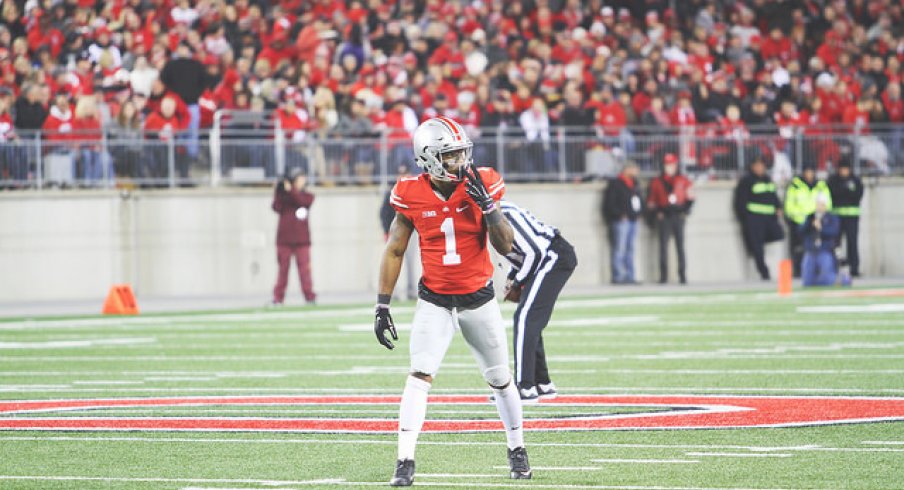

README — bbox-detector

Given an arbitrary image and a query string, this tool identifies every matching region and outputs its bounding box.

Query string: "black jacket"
[733,172,780,220]
[160,58,206,104]
[13,98,48,130]
[602,175,644,224]
[827,173,864,209]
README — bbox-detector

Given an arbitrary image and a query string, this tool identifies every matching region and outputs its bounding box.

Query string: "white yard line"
[0,476,833,490]
[0,337,156,349]
[70,381,145,385]
[3,436,904,453]
[685,452,792,458]
[861,441,904,445]
[798,304,904,313]
[591,459,699,464]
[2,386,904,394]
[493,465,607,471]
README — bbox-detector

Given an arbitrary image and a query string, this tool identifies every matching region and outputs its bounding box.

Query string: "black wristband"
[484,209,503,226]
[377,294,392,306]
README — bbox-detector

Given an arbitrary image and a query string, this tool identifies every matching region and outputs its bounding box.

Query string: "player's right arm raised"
[375,212,414,350]
[465,167,513,255]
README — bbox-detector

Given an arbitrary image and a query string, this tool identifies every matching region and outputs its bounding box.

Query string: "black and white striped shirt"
[500,201,559,285]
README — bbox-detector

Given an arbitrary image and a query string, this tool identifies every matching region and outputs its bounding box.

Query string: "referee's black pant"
[513,235,577,389]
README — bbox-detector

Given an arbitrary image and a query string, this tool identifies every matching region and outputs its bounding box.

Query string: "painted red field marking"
[1,395,903,432]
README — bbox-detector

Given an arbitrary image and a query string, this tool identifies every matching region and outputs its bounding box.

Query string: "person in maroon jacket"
[646,153,695,284]
[271,169,316,306]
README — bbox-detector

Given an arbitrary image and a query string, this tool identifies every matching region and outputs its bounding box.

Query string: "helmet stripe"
[436,116,462,142]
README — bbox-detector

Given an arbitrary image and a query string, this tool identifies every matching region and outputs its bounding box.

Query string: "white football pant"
[409,298,511,387]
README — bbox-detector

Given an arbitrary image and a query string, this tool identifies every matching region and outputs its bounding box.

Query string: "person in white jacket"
[518,98,557,180]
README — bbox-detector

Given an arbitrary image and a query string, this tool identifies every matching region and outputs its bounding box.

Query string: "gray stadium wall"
[1,180,902,303]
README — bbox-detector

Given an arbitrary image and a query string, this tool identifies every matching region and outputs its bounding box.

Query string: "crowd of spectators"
[1,0,903,185]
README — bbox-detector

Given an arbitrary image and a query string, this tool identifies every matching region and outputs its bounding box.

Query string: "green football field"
[1,287,903,489]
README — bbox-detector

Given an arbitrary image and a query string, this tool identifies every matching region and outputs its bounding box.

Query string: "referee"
[499,200,577,402]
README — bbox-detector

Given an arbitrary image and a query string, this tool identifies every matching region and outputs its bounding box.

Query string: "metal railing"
[1,122,902,190]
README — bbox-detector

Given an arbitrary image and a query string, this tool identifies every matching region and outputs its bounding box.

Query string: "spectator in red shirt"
[257,32,295,73]
[760,27,795,65]
[842,97,871,134]
[43,93,75,149]
[429,31,466,80]
[0,86,27,183]
[274,96,311,176]
[883,83,903,124]
[143,96,187,180]
[72,95,110,183]
[596,85,634,154]
[420,92,457,123]
[595,85,627,138]
[271,169,316,306]
[646,153,694,284]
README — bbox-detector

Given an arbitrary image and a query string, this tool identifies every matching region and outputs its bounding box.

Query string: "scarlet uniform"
[390,167,505,295]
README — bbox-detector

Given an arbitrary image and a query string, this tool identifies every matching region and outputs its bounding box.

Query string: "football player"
[374,117,532,486]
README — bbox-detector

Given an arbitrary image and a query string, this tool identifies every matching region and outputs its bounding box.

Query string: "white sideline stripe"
[143,377,217,382]
[550,316,660,327]
[0,291,844,332]
[685,452,792,458]
[338,323,412,332]
[7,318,901,336]
[798,304,904,313]
[29,409,500,415]
[591,459,699,464]
[419,473,499,478]
[0,477,832,490]
[6,352,904,365]
[0,337,156,349]
[0,476,364,486]
[182,487,304,490]
[862,441,904,445]
[3,386,904,394]
[493,465,606,471]
[7,367,904,378]
[71,381,145,385]
[3,437,904,453]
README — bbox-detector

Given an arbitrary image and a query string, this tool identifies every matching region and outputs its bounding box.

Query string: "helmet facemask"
[439,146,473,182]
[413,118,474,182]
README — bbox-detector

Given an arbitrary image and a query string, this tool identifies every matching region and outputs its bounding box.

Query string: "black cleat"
[537,382,558,400]
[389,459,415,487]
[507,447,532,479]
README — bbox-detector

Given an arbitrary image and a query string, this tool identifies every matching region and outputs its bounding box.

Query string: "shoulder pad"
[477,167,505,200]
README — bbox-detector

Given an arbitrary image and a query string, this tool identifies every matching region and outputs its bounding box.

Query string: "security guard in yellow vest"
[784,164,831,277]
[734,158,784,280]
[827,160,864,276]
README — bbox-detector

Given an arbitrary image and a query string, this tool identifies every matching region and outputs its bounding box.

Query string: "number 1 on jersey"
[440,217,461,265]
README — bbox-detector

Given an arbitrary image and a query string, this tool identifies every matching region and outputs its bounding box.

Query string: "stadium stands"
[0,0,902,187]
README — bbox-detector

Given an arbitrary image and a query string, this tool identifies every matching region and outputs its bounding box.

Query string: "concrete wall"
[1,180,902,303]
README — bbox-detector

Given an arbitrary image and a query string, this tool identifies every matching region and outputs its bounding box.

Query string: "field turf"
[1,287,903,489]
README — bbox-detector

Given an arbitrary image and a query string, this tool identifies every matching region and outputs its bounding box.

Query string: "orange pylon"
[777,259,793,296]
[102,284,140,315]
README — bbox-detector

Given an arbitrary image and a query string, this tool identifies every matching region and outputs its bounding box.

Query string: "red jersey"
[390,168,505,295]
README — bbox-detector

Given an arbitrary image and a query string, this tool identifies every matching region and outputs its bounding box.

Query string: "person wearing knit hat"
[827,159,864,277]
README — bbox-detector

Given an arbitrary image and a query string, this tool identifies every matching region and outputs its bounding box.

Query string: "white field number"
[440,217,461,265]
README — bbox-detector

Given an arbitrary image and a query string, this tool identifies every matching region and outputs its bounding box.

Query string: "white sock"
[492,382,525,450]
[398,375,431,460]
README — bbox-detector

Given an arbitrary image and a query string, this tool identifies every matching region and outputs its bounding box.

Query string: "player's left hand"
[464,166,496,214]
[374,304,398,350]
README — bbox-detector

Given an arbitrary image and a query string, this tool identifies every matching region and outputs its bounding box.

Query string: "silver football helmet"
[412,117,473,181]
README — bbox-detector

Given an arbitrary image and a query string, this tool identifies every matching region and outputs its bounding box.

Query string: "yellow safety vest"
[784,177,832,225]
